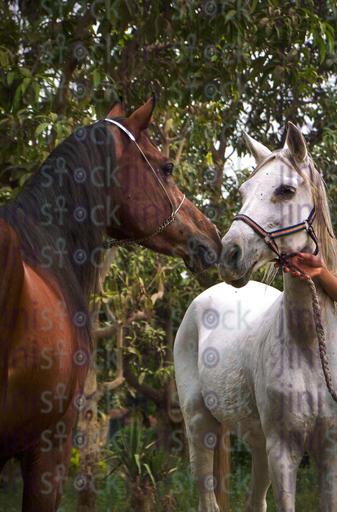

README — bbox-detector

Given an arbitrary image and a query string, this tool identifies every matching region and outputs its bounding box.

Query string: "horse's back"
[181,280,281,342]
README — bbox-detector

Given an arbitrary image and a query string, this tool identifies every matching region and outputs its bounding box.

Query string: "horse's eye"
[275,185,296,198]
[163,163,173,176]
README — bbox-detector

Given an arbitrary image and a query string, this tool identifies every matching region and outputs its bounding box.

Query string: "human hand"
[274,252,325,281]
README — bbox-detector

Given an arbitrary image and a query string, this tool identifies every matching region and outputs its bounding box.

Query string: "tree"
[2,1,337,511]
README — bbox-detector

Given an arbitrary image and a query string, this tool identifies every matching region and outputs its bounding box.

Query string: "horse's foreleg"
[175,319,221,510]
[245,445,270,512]
[266,438,300,512]
[19,410,75,511]
[181,395,222,512]
[312,437,337,512]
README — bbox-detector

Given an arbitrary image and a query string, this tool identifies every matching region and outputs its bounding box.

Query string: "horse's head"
[219,122,322,287]
[103,94,222,273]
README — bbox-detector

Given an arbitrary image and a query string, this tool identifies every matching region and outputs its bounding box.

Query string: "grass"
[0,459,320,511]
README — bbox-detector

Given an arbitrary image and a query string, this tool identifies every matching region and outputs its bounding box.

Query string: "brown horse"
[0,94,222,510]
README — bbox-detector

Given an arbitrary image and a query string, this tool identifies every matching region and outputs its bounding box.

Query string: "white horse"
[174,122,337,512]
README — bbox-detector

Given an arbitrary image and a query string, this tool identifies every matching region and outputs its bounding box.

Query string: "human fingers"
[297,252,321,268]
[290,270,301,279]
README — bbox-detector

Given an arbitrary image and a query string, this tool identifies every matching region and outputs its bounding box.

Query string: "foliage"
[0,455,320,511]
[104,418,178,489]
[3,1,337,484]
[96,244,205,407]
[69,447,80,473]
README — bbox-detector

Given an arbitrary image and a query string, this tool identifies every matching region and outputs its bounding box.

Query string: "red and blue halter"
[233,207,318,275]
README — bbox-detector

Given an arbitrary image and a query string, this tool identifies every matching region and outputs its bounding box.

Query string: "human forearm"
[275,252,337,302]
[315,265,337,302]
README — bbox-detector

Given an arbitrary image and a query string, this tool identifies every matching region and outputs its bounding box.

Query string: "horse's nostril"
[223,244,241,268]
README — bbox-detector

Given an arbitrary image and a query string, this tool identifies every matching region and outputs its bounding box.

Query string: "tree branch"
[168,135,180,143]
[150,278,164,304]
[93,311,147,340]
[161,262,182,272]
[174,136,187,166]
[98,327,124,393]
[123,368,164,406]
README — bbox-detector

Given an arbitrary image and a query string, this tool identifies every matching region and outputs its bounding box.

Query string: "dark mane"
[0,121,118,349]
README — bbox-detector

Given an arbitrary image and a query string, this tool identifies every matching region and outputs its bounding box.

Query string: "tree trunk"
[154,314,189,460]
[131,481,156,512]
[76,364,101,512]
[214,425,231,512]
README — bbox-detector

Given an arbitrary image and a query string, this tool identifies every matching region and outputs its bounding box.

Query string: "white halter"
[103,119,185,248]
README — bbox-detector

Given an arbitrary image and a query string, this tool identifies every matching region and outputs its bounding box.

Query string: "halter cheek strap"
[102,119,185,248]
[233,207,319,273]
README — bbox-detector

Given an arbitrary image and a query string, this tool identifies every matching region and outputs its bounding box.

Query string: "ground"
[0,458,319,511]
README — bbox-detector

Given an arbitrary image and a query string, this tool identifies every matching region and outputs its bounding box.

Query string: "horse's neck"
[281,272,336,347]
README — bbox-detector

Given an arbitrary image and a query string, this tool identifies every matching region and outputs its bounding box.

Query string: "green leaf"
[23,77,31,90]
[130,418,138,459]
[301,8,315,18]
[299,82,306,95]
[0,51,8,68]
[93,70,101,88]
[134,453,141,474]
[7,72,15,86]
[145,296,153,310]
[326,31,334,54]
[319,37,326,64]
[206,152,213,166]
[32,82,40,102]
[138,372,146,385]
[250,0,259,14]
[13,84,23,107]
[226,9,236,22]
[35,122,50,137]
[19,173,29,187]
[143,463,156,488]
[21,68,32,78]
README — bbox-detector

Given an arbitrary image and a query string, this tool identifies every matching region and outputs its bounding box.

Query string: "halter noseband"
[233,208,319,273]
[102,119,185,248]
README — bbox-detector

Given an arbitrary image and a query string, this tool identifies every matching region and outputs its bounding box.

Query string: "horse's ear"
[128,92,156,133]
[243,132,272,165]
[106,96,125,119]
[285,122,307,162]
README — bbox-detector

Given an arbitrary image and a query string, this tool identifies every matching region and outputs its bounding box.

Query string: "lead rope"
[307,277,337,401]
[233,209,337,402]
[280,256,337,402]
